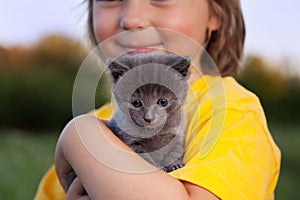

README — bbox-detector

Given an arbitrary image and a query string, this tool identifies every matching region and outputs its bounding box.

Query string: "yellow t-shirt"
[34,75,281,200]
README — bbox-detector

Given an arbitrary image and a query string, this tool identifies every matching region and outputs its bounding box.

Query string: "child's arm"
[55,114,219,200]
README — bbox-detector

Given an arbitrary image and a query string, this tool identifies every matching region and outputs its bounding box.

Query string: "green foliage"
[0,35,110,131]
[31,35,86,73]
[0,68,73,130]
[0,130,58,200]
[270,124,300,199]
[238,55,300,124]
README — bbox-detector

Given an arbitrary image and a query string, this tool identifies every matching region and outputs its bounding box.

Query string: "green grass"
[0,130,58,200]
[270,124,300,200]
[0,124,299,199]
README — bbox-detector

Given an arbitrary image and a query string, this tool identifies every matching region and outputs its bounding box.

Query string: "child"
[35,0,281,199]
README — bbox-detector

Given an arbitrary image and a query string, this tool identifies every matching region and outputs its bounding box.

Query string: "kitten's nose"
[143,117,152,123]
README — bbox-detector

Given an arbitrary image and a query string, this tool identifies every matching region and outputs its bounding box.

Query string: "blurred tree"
[31,35,86,74]
[0,45,32,71]
[238,55,300,124]
[0,34,110,132]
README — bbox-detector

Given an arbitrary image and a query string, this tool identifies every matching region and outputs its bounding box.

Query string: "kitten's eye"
[157,98,168,107]
[131,99,142,108]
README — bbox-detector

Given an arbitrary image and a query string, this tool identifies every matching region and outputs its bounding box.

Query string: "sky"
[241,1,300,62]
[1,0,300,64]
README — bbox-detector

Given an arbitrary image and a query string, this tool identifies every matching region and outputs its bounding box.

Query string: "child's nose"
[119,0,151,30]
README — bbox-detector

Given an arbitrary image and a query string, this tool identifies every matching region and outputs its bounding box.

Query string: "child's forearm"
[55,115,218,200]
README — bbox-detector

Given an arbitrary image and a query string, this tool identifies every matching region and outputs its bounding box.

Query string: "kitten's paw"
[171,163,185,171]
[163,163,185,172]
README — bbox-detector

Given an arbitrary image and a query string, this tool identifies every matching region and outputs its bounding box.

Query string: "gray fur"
[106,53,190,172]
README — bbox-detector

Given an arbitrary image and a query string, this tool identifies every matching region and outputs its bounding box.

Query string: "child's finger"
[66,177,89,200]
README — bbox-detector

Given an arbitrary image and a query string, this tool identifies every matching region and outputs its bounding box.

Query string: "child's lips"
[127,47,159,54]
[119,44,164,54]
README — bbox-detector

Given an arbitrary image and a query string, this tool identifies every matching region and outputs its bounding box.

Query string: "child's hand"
[55,115,105,199]
[66,177,89,200]
[54,116,79,193]
[54,114,155,198]
[55,114,101,194]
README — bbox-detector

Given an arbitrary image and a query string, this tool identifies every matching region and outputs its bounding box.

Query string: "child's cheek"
[93,10,120,43]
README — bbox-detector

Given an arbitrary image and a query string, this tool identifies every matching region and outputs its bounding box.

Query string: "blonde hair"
[86,0,245,77]
[207,0,245,77]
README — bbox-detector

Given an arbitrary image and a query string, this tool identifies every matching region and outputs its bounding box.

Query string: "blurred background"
[0,0,299,199]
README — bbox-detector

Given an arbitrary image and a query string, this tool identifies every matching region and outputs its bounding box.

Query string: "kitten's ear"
[170,56,191,78]
[107,59,129,83]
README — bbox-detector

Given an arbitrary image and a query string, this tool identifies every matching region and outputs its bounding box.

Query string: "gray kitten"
[106,53,190,172]
[66,53,190,191]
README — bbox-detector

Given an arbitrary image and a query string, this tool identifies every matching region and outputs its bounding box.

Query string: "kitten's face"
[128,84,179,128]
[108,53,190,128]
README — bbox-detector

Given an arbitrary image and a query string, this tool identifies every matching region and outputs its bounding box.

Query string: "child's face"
[92,0,219,58]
